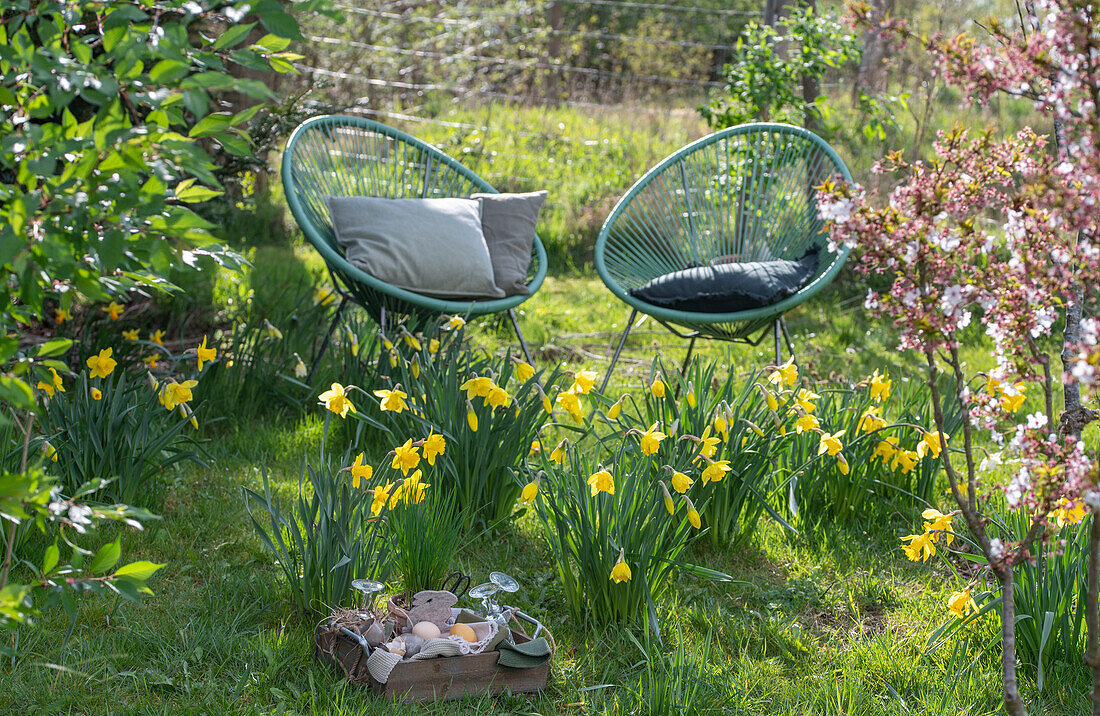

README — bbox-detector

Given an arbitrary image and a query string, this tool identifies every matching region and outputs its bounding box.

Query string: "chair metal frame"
[594,122,853,391]
[282,115,547,379]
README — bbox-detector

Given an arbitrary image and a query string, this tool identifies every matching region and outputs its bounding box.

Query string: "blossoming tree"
[821,1,1100,712]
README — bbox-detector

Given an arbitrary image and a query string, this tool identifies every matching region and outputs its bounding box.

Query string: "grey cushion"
[629,246,820,313]
[326,196,505,300]
[472,191,547,296]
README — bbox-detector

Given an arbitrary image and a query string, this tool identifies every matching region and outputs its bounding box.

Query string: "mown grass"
[2,239,1090,715]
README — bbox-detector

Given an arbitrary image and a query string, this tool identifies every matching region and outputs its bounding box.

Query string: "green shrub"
[244,454,389,616]
[37,350,203,507]
[355,318,565,530]
[602,357,779,548]
[527,423,729,636]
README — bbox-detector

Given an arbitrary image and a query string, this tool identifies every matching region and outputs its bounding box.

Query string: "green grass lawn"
[1,244,1090,715]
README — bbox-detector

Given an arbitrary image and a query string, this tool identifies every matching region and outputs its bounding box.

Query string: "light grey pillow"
[472,191,547,296]
[326,197,505,300]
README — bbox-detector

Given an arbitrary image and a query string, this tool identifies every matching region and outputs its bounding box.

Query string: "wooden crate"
[315,624,550,703]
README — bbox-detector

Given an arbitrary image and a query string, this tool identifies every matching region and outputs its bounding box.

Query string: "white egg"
[411,621,441,640]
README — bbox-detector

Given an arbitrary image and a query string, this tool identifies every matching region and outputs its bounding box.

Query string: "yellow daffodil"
[873,436,900,462]
[529,439,542,456]
[86,348,117,379]
[314,286,336,306]
[447,315,466,330]
[557,391,584,423]
[1052,499,1087,528]
[319,382,356,417]
[103,301,124,320]
[539,386,553,414]
[514,360,535,382]
[857,406,887,434]
[947,587,979,619]
[701,459,731,485]
[422,432,446,466]
[122,329,140,340]
[650,378,666,398]
[410,354,421,379]
[713,412,728,439]
[836,452,850,475]
[869,369,891,401]
[196,335,216,371]
[659,481,675,515]
[550,439,568,464]
[607,397,623,420]
[460,376,494,400]
[400,331,421,353]
[818,429,844,457]
[374,387,409,413]
[293,353,307,379]
[350,452,373,488]
[429,338,440,354]
[346,328,360,357]
[610,549,631,584]
[143,355,159,370]
[1000,383,1026,413]
[638,423,667,456]
[91,387,102,400]
[55,308,70,324]
[769,356,798,387]
[401,470,429,504]
[466,401,478,432]
[486,385,511,410]
[684,381,696,409]
[763,387,779,412]
[695,426,719,460]
[901,532,936,562]
[684,495,701,529]
[44,441,58,462]
[150,329,164,346]
[569,370,598,395]
[263,319,282,340]
[794,413,819,434]
[520,479,539,504]
[671,470,693,494]
[916,430,944,459]
[371,483,394,516]
[161,380,198,410]
[922,508,955,545]
[794,388,820,414]
[391,439,421,476]
[587,468,614,496]
[37,367,65,398]
[890,448,919,474]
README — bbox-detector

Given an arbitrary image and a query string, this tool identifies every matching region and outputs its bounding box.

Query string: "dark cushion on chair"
[628,247,820,314]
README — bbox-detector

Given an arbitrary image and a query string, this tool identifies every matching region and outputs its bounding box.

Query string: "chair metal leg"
[601,308,638,394]
[508,309,536,366]
[774,319,782,366]
[680,336,697,377]
[379,305,387,340]
[673,336,697,400]
[780,317,797,366]
[308,296,349,384]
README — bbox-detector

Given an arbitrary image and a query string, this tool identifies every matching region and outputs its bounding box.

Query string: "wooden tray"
[315,623,550,703]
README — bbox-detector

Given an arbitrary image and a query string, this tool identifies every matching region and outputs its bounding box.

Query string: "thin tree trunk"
[800,0,821,135]
[1000,566,1027,715]
[1088,514,1100,716]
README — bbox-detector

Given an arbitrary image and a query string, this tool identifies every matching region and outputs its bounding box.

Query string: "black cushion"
[628,247,820,314]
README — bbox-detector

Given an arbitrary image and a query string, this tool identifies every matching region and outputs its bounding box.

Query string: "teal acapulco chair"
[282,115,548,377]
[595,122,852,391]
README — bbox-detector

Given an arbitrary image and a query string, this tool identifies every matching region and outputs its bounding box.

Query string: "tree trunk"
[1087,514,1100,716]
[801,0,821,134]
[852,0,895,96]
[1000,566,1027,715]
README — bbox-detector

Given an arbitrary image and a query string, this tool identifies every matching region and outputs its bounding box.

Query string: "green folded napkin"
[495,637,551,669]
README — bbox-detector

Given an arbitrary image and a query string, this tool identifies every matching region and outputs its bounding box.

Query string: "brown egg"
[448,623,477,643]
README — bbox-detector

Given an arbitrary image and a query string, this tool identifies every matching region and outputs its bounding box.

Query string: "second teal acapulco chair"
[282,115,548,378]
[594,123,852,391]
